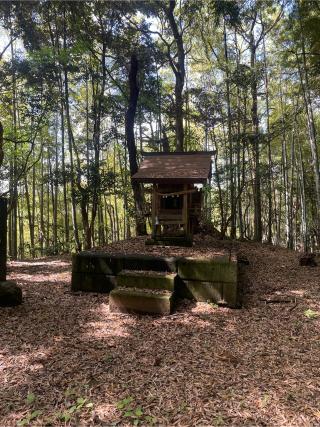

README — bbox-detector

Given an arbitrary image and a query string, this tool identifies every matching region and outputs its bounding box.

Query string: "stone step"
[116,270,176,291]
[109,287,174,315]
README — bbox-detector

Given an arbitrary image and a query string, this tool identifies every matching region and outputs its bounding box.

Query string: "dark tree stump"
[299,253,317,267]
[0,281,22,306]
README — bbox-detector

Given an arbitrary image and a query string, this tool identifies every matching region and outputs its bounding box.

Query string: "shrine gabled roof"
[131,151,213,184]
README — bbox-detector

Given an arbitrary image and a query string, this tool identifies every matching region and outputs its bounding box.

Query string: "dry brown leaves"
[0,240,320,426]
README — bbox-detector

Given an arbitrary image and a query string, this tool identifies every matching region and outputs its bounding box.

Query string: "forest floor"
[0,238,320,426]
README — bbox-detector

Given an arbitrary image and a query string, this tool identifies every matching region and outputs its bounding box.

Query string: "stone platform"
[71,251,241,314]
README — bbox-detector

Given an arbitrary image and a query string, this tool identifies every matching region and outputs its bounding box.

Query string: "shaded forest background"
[0,0,319,259]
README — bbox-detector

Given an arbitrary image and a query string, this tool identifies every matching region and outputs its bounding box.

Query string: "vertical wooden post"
[183,184,188,236]
[0,197,7,281]
[151,184,156,238]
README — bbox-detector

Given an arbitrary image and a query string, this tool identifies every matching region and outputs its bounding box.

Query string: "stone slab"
[177,256,237,282]
[117,270,176,291]
[109,288,173,315]
[72,253,123,275]
[72,253,177,274]
[71,272,116,293]
[222,281,240,308]
[122,255,177,272]
[176,278,223,302]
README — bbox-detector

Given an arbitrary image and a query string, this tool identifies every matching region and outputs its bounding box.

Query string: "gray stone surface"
[176,278,223,302]
[117,270,176,291]
[177,257,237,282]
[71,272,116,293]
[110,288,173,315]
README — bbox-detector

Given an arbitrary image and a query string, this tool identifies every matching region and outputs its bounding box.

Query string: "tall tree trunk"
[223,21,236,238]
[0,121,3,168]
[250,32,262,242]
[62,17,81,252]
[0,197,7,281]
[164,0,185,151]
[296,53,320,240]
[263,35,273,244]
[10,31,18,259]
[125,54,147,236]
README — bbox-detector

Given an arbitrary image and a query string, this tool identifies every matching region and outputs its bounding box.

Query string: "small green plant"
[17,392,42,426]
[56,396,94,422]
[17,410,42,426]
[116,397,156,425]
[260,394,270,408]
[26,393,36,405]
[212,414,224,426]
[304,309,320,319]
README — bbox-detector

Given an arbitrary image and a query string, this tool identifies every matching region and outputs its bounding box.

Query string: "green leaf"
[86,402,94,409]
[76,397,87,405]
[64,388,77,397]
[124,410,134,417]
[116,402,125,409]
[135,408,143,417]
[304,309,320,319]
[61,411,71,422]
[26,392,36,405]
[116,396,133,409]
[133,419,140,426]
[69,405,77,414]
[144,415,157,425]
[30,410,42,420]
[17,419,29,427]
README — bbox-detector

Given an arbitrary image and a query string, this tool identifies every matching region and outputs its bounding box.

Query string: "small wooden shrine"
[132,152,213,246]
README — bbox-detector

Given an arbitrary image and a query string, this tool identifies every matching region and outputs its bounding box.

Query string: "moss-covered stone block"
[222,281,240,308]
[177,256,237,283]
[117,270,176,291]
[72,253,123,275]
[176,278,223,302]
[122,255,177,272]
[109,288,173,315]
[71,272,116,293]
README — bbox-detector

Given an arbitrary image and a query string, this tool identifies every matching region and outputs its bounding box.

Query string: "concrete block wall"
[71,252,241,308]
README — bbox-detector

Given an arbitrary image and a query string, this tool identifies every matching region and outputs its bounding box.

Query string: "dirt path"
[0,242,319,426]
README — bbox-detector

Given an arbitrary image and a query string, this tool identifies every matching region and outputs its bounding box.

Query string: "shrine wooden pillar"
[151,184,156,238]
[0,197,7,281]
[183,184,188,236]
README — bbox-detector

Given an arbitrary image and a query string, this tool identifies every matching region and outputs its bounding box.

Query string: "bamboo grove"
[0,0,319,258]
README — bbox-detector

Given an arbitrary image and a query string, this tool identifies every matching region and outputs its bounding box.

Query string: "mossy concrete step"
[117,270,176,291]
[71,272,116,293]
[177,256,237,283]
[109,288,174,315]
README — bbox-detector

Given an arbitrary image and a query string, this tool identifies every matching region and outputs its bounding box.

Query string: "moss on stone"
[117,270,176,291]
[177,257,237,282]
[109,288,173,315]
[71,272,116,293]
